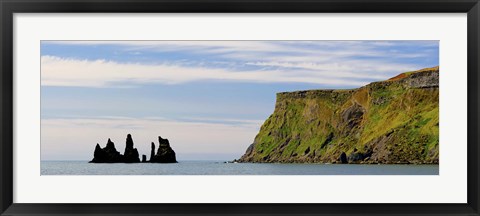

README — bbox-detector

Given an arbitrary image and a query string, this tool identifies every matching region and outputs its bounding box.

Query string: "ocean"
[41,161,439,175]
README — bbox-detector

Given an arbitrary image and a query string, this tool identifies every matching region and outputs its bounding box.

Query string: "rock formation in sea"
[89,134,177,163]
[89,138,124,163]
[150,136,177,163]
[89,134,141,163]
[123,134,140,163]
[238,66,440,164]
[150,142,155,161]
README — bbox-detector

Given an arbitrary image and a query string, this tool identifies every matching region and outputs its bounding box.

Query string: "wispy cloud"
[244,61,412,80]
[41,55,369,87]
[42,40,437,56]
[41,40,438,88]
[43,41,285,54]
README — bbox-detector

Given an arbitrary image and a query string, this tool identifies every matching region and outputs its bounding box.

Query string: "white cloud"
[43,41,286,54]
[41,55,369,87]
[41,117,263,160]
[41,41,437,88]
[245,61,416,80]
[43,40,437,56]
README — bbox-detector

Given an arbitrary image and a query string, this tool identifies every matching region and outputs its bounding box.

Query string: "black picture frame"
[1,0,479,215]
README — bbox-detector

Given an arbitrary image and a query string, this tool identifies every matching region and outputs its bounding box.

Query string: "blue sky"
[40,41,439,161]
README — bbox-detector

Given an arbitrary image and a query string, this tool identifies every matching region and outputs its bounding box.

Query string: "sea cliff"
[238,66,439,164]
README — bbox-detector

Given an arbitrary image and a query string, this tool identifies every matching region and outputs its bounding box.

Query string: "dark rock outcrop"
[90,134,178,163]
[339,152,348,164]
[123,134,140,163]
[150,136,177,163]
[89,134,141,163]
[150,142,155,161]
[89,139,123,163]
[341,102,365,131]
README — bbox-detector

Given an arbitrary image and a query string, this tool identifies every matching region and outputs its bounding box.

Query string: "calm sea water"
[41,161,439,175]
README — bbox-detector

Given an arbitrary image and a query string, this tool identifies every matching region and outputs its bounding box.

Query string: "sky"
[40,40,439,161]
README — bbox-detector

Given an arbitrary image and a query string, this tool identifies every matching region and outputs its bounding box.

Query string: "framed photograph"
[1,0,479,215]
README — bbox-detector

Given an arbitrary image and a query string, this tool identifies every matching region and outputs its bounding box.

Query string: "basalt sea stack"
[89,134,177,163]
[238,66,439,164]
[123,134,140,163]
[89,134,141,163]
[150,136,177,163]
[89,138,123,163]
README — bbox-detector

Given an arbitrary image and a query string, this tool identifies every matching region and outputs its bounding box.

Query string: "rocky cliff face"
[238,66,439,164]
